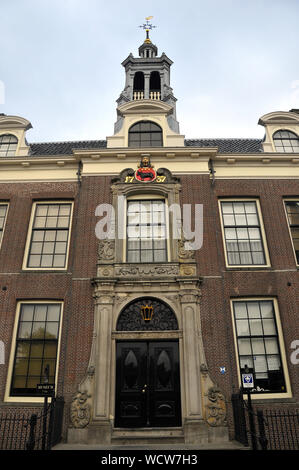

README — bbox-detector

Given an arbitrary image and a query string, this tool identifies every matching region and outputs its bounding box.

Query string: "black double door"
[115,341,181,428]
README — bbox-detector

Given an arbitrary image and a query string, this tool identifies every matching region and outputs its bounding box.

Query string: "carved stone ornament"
[116,264,179,277]
[98,239,115,262]
[116,297,178,331]
[70,391,91,429]
[111,166,180,184]
[205,386,227,427]
[178,238,195,260]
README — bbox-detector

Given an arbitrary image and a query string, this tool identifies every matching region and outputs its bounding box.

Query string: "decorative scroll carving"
[205,386,227,427]
[98,240,115,262]
[116,297,178,331]
[115,264,179,277]
[156,167,180,184]
[111,168,135,184]
[70,391,91,428]
[178,238,195,260]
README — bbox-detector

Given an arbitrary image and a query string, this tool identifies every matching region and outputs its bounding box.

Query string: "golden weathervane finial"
[139,16,156,44]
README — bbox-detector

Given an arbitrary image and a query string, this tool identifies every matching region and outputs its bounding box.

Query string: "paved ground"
[53,440,248,451]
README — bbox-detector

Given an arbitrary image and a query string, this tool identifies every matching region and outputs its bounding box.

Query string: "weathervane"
[139,16,156,43]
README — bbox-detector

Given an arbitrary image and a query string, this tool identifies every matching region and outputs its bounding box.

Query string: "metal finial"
[139,16,156,43]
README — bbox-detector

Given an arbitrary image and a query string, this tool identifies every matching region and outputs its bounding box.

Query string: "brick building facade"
[0,32,298,447]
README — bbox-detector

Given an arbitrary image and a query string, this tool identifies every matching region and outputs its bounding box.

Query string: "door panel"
[115,340,181,428]
[149,342,181,427]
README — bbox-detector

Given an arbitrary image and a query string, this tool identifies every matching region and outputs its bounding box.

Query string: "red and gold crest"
[135,156,156,183]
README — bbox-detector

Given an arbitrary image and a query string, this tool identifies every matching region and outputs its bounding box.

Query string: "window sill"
[225,265,272,271]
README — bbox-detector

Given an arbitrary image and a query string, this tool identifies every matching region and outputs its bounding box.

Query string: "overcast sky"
[1,0,299,143]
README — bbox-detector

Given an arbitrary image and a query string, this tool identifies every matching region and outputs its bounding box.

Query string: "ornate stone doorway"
[114,297,181,428]
[115,340,181,428]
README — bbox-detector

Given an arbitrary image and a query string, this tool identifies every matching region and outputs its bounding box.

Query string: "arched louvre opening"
[150,71,161,99]
[133,72,144,99]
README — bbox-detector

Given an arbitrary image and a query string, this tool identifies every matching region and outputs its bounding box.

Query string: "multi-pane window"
[273,130,299,153]
[128,121,163,147]
[0,203,8,246]
[232,300,286,393]
[26,202,72,269]
[11,303,62,397]
[127,199,167,263]
[284,201,299,264]
[0,134,18,157]
[220,200,267,266]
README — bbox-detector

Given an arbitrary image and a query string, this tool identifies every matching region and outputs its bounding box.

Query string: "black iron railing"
[232,390,299,450]
[0,396,64,450]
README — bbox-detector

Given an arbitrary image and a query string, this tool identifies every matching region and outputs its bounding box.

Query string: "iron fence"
[232,390,299,450]
[0,396,64,450]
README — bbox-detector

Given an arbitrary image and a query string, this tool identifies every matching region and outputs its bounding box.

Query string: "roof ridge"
[29,139,106,145]
[185,137,263,141]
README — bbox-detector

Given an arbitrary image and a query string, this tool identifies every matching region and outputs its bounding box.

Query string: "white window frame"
[22,201,74,271]
[230,297,292,400]
[5,300,64,403]
[218,198,271,268]
[0,133,19,157]
[124,194,170,263]
[0,202,9,250]
[283,198,299,267]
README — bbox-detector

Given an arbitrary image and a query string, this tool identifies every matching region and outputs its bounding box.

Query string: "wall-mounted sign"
[36,383,55,396]
[242,373,254,389]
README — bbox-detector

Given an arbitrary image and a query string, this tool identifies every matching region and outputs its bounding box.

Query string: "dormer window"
[273,130,299,153]
[0,134,18,157]
[128,121,163,147]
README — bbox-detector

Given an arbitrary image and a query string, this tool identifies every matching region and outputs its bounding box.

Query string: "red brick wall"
[0,174,298,443]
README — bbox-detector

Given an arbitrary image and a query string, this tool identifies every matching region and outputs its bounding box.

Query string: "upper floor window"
[24,202,73,269]
[0,203,8,247]
[284,200,299,264]
[128,121,163,148]
[0,134,18,157]
[127,199,167,263]
[219,200,269,267]
[273,130,299,152]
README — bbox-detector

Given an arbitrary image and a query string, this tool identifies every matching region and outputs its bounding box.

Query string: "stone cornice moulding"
[0,115,32,131]
[117,99,173,116]
[258,111,299,126]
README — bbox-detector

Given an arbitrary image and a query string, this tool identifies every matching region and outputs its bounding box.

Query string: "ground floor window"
[232,299,286,393]
[10,302,62,397]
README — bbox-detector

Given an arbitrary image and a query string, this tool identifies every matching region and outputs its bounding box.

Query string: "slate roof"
[185,138,263,153]
[28,138,263,156]
[29,140,107,156]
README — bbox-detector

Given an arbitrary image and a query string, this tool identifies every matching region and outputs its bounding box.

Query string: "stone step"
[111,427,185,445]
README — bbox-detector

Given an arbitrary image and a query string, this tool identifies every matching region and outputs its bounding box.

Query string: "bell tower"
[107,17,184,148]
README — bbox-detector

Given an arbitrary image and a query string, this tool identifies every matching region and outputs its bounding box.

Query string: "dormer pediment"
[258,111,299,126]
[258,110,299,152]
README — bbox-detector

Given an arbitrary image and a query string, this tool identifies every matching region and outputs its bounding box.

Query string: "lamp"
[141,304,154,322]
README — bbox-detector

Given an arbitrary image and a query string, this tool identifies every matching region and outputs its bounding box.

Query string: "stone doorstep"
[111,427,185,445]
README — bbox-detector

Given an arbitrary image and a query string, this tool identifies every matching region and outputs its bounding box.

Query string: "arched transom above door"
[116,297,178,331]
